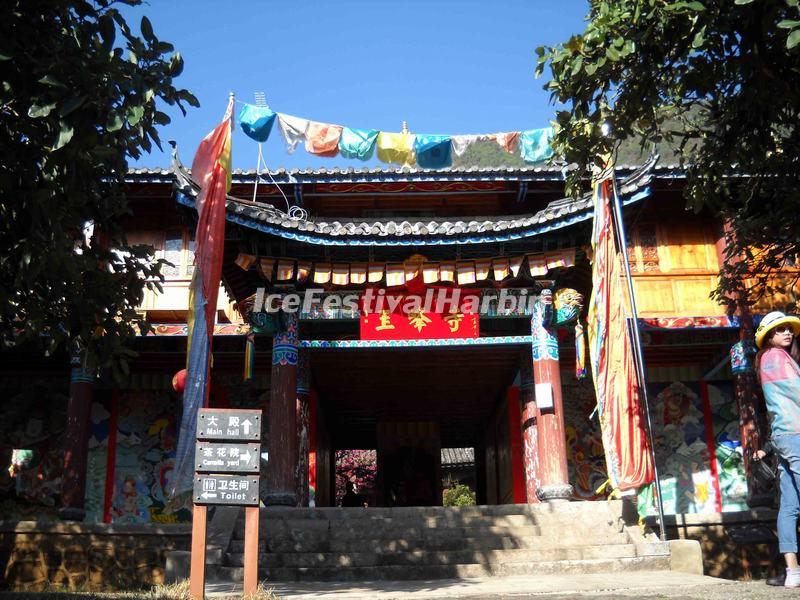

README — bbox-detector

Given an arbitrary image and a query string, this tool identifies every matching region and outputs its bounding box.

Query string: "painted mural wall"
[0,382,68,520]
[563,375,747,513]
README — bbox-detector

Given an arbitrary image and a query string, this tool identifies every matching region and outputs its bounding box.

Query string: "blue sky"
[126,1,589,170]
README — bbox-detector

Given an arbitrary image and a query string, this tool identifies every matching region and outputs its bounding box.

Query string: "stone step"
[233,523,544,542]
[215,555,671,582]
[238,513,537,528]
[224,544,638,569]
[251,502,622,521]
[228,530,631,555]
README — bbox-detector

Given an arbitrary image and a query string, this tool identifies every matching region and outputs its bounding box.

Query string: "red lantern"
[172,369,187,393]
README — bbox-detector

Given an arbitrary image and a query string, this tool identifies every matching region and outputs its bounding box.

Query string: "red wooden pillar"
[506,384,526,504]
[296,348,311,507]
[530,289,572,502]
[519,346,541,503]
[59,352,95,521]
[266,312,299,506]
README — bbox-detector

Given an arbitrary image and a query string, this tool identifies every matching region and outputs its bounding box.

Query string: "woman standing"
[755,311,800,588]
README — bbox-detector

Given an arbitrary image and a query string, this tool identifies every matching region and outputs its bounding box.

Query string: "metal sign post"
[190,408,262,599]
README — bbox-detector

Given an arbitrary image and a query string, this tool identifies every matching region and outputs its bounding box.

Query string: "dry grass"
[0,579,281,599]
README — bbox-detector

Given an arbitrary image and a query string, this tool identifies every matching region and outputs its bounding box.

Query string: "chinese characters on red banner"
[360,289,480,341]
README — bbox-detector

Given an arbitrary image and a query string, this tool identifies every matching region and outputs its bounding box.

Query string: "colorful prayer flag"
[339,127,379,161]
[305,121,343,157]
[414,134,453,169]
[277,113,310,154]
[586,177,655,491]
[520,128,554,163]
[239,104,276,143]
[376,132,416,166]
[171,97,234,497]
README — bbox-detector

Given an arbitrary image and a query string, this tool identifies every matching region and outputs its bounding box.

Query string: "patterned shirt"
[759,347,800,436]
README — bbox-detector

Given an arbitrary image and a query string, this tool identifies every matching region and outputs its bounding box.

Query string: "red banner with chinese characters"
[359,287,480,341]
[361,310,479,340]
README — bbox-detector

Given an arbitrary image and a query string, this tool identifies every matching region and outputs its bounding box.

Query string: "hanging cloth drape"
[339,127,379,160]
[376,132,416,165]
[414,134,453,169]
[239,104,277,143]
[305,121,343,157]
[520,127,554,163]
[277,113,310,154]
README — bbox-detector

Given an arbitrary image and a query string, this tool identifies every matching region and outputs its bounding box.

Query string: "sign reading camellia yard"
[195,441,260,474]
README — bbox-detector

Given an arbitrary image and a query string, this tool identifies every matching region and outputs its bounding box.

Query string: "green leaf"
[140,16,154,41]
[572,56,583,75]
[169,52,183,76]
[606,46,621,61]
[692,27,706,48]
[107,113,124,132]
[53,123,74,150]
[99,14,115,50]
[733,0,754,4]
[0,52,11,61]
[778,20,800,29]
[38,74,66,88]
[788,29,800,49]
[59,96,86,117]
[28,103,57,118]
[685,1,705,10]
[127,105,145,126]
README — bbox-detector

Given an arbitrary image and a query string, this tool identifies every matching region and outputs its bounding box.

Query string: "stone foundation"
[0,521,191,592]
[647,509,780,580]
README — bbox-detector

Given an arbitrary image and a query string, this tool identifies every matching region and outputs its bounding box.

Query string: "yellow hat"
[755,311,800,348]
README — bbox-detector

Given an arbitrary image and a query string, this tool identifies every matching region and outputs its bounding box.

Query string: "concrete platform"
[205,571,732,599]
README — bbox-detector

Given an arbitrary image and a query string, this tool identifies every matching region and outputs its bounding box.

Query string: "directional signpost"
[190,409,262,600]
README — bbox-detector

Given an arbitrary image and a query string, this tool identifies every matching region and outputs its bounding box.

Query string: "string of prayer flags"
[305,121,343,157]
[236,249,577,286]
[339,127,379,161]
[238,102,555,166]
[238,104,276,143]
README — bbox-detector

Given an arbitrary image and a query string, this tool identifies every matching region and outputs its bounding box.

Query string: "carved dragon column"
[530,288,583,502]
[266,311,299,506]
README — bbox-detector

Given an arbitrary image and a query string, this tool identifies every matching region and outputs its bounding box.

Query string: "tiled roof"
[172,153,657,246]
[441,447,475,466]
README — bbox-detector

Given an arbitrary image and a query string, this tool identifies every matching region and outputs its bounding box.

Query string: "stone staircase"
[212,501,673,582]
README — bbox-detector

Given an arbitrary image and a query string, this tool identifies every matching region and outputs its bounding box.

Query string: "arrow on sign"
[201,491,218,499]
[242,419,253,435]
[240,451,253,464]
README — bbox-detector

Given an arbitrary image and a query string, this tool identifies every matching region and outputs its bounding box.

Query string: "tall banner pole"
[608,171,667,541]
